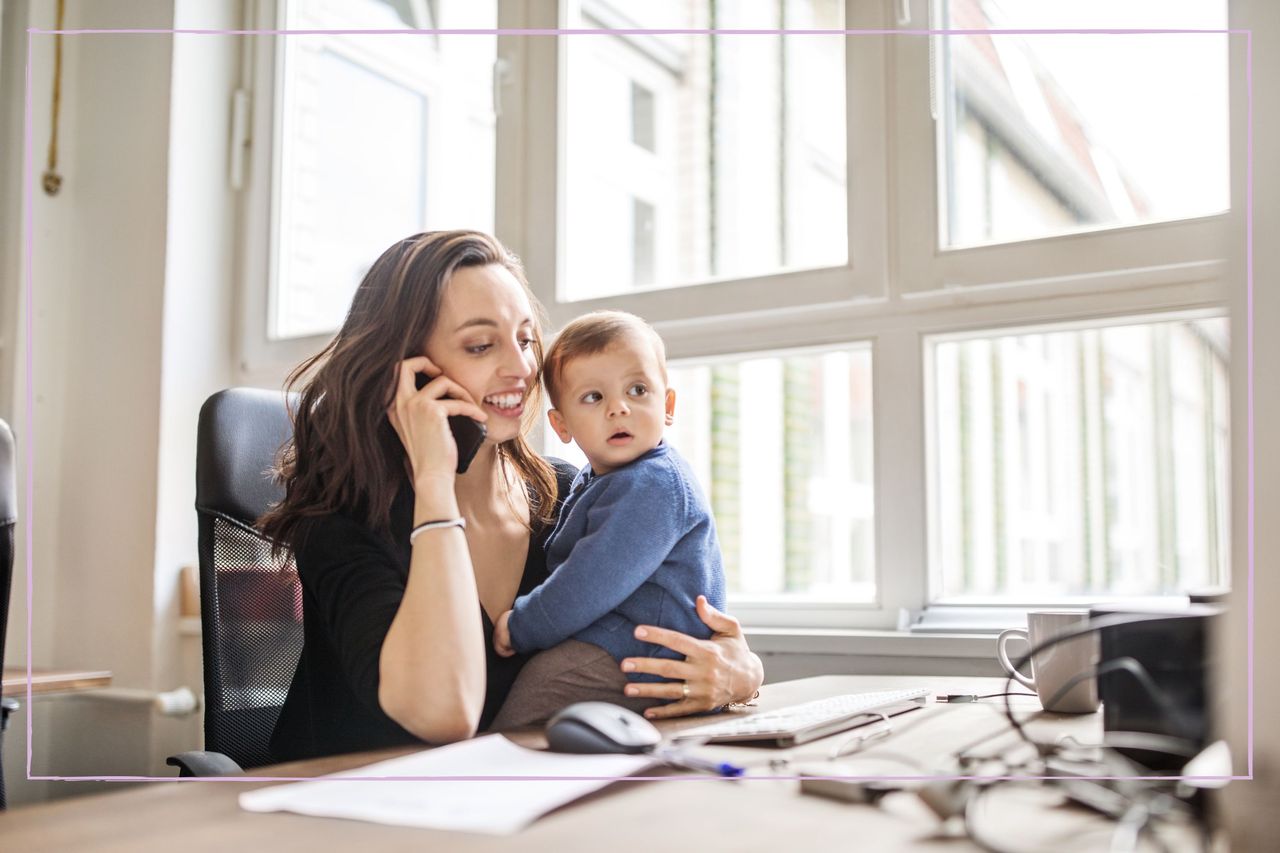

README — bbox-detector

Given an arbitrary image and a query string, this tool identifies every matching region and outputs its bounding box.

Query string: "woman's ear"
[664,387,677,426]
[547,408,573,444]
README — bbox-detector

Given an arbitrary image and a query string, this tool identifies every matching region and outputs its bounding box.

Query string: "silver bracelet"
[409,517,467,543]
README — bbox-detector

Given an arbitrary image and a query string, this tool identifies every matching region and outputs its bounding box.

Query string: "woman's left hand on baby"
[494,611,515,658]
[619,595,763,719]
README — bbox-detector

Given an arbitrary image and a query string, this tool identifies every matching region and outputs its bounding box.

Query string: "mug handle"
[996,628,1037,689]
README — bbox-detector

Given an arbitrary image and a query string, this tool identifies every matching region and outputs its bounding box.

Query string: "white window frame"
[881,0,1238,631]
[496,0,889,335]
[237,0,324,385]
[236,0,1243,631]
[235,0,496,385]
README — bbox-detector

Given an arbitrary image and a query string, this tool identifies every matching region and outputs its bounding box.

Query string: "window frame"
[892,0,1233,300]
[236,0,1242,631]
[498,0,888,335]
[236,0,500,385]
[922,306,1233,610]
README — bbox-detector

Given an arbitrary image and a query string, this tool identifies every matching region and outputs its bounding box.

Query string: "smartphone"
[414,372,488,474]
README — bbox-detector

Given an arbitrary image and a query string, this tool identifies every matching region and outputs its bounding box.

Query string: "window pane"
[272,0,497,339]
[543,346,876,602]
[937,0,1229,249]
[562,0,847,301]
[930,317,1230,601]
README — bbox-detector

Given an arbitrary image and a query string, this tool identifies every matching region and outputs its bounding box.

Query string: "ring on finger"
[681,681,690,699]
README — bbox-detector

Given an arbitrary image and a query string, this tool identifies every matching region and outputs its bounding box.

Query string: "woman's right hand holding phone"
[387,356,488,488]
[382,356,490,742]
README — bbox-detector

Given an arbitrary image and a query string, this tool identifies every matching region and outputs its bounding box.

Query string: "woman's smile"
[482,390,526,419]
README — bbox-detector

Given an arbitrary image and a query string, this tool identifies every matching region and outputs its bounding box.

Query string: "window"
[560,0,847,301]
[274,47,427,338]
[544,345,876,604]
[893,0,1232,295]
[929,315,1230,601]
[241,0,1239,628]
[669,348,876,602]
[629,81,656,152]
[240,0,499,370]
[936,0,1229,248]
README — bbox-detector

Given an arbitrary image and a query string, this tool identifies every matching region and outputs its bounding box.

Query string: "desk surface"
[0,674,1193,851]
[1,667,113,696]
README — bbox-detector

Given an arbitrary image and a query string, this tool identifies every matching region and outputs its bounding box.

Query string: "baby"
[490,310,726,728]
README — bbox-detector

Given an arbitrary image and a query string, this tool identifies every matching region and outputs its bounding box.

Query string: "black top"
[270,458,577,763]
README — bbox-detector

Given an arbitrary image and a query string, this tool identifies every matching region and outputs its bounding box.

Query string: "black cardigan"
[270,459,576,762]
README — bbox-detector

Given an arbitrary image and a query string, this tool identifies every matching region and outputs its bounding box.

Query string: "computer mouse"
[544,702,662,754]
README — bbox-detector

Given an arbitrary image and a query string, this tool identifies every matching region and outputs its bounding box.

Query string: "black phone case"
[414,372,488,474]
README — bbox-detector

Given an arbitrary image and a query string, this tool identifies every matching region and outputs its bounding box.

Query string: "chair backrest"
[1,419,15,809]
[195,389,300,769]
[0,419,14,690]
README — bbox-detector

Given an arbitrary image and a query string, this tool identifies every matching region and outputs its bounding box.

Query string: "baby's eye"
[580,391,602,404]
[627,383,648,397]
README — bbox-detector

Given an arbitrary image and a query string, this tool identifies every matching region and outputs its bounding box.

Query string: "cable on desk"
[936,692,1037,703]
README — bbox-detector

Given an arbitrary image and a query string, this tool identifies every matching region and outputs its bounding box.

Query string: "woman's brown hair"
[258,230,558,553]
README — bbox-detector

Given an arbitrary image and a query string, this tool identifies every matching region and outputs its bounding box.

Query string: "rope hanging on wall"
[42,0,66,196]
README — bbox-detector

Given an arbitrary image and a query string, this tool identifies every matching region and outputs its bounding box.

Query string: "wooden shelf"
[2,667,113,696]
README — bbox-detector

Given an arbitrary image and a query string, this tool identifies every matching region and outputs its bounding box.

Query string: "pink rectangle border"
[20,25,1254,786]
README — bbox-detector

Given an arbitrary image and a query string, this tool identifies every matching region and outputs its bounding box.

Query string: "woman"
[261,230,763,762]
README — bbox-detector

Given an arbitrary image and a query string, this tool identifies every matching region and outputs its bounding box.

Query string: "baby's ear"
[547,408,573,444]
[664,387,677,426]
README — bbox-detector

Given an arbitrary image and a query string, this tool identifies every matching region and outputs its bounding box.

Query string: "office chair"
[1,419,16,808]
[168,389,300,776]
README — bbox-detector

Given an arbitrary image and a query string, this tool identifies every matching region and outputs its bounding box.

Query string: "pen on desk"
[654,746,745,777]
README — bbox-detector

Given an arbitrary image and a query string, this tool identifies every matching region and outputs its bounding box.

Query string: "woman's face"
[424,263,539,445]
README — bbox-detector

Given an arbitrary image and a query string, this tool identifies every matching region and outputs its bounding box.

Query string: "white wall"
[7,0,170,799]
[149,0,240,774]
[1,0,239,804]
[1221,0,1280,845]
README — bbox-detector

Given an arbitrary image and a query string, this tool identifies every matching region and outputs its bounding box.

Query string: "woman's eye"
[517,337,534,350]
[580,391,602,404]
[465,343,493,355]
[628,383,648,396]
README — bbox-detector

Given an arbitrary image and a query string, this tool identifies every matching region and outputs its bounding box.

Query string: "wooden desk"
[1,667,112,697]
[0,675,1197,851]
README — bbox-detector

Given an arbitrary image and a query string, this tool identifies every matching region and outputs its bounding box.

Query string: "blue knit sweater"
[506,442,726,680]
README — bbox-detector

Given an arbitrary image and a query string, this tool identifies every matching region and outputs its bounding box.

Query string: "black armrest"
[0,697,17,732]
[166,750,245,777]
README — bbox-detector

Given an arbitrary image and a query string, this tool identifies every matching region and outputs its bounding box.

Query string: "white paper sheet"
[238,735,657,835]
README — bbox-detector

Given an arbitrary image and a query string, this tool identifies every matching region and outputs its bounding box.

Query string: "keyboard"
[670,687,932,747]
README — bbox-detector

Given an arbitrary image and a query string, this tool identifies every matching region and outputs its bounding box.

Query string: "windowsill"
[177,616,994,659]
[743,627,995,659]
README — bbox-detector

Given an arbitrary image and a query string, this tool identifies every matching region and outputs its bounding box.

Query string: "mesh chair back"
[195,389,300,769]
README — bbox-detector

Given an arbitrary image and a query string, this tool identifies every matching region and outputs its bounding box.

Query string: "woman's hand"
[387,356,488,487]
[494,611,515,658]
[619,595,764,719]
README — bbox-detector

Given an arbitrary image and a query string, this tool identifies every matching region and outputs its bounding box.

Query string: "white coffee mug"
[997,610,1100,714]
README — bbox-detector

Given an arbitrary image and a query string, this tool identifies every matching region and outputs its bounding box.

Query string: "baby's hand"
[494,610,515,657]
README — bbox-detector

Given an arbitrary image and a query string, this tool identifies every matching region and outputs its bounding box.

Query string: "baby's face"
[547,335,674,475]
